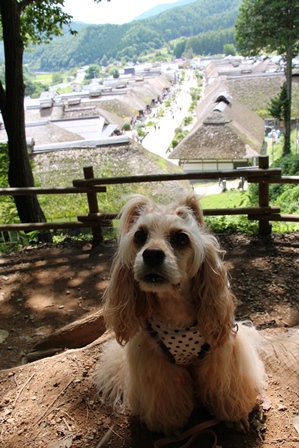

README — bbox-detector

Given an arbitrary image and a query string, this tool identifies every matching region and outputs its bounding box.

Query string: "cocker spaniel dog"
[94,194,265,435]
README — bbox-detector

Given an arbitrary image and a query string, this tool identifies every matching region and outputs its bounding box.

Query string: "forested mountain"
[133,0,197,21]
[24,0,241,71]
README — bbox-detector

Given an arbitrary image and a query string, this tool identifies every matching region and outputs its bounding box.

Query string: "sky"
[63,0,177,25]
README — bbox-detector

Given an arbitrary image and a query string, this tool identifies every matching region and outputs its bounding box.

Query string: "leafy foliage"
[183,27,237,57]
[268,82,289,121]
[223,43,236,56]
[20,0,75,46]
[235,0,299,57]
[246,152,299,221]
[84,64,101,80]
[268,154,299,207]
[272,154,299,177]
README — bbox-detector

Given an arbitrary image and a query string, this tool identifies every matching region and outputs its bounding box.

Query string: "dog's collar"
[146,318,210,365]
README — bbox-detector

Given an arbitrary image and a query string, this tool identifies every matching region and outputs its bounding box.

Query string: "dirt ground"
[0,233,299,448]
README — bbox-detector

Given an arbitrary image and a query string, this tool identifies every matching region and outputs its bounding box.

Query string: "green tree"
[174,38,187,58]
[101,54,108,67]
[223,43,236,56]
[268,82,289,123]
[110,68,120,79]
[85,64,101,80]
[52,72,63,84]
[235,0,299,156]
[0,1,101,237]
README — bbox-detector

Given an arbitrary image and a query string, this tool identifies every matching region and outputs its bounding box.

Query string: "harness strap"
[153,419,221,448]
[146,320,210,365]
[146,321,176,364]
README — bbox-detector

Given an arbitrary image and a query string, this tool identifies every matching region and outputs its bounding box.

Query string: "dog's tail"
[93,338,128,406]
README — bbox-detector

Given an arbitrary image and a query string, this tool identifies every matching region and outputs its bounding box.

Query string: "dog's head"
[104,194,235,347]
[118,193,205,293]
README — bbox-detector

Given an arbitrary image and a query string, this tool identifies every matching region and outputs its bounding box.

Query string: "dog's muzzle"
[140,247,167,285]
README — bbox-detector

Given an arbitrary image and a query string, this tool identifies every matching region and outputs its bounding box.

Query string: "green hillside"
[24,0,241,71]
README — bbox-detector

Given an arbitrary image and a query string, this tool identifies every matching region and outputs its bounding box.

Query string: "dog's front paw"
[225,417,250,433]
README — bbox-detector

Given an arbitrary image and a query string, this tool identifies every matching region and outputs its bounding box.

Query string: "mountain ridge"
[24,0,241,71]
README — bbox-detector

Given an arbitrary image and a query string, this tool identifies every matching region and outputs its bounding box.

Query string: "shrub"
[146,121,157,127]
[184,116,193,125]
[190,87,201,101]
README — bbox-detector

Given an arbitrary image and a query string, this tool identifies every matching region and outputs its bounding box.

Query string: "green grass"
[197,188,260,234]
[35,73,53,85]
[200,189,246,209]
[35,72,68,86]
[198,181,299,233]
[267,129,299,164]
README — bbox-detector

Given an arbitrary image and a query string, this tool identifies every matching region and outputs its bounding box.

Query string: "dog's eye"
[134,229,148,246]
[170,231,190,248]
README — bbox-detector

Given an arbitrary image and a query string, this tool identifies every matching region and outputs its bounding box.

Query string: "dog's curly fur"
[94,194,266,435]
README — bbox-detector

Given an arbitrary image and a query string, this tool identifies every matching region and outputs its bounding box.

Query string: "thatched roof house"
[122,75,171,116]
[92,76,171,120]
[63,105,125,131]
[169,88,265,172]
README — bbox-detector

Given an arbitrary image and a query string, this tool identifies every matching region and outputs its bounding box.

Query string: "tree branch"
[18,0,39,13]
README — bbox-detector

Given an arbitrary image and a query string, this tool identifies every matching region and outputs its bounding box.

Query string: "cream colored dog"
[94,194,265,435]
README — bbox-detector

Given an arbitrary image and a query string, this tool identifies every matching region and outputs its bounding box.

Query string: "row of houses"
[169,82,265,171]
[0,58,278,170]
[0,73,173,151]
[167,54,292,172]
[33,64,268,167]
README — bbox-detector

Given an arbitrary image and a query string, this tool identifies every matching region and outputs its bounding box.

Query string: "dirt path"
[0,234,299,447]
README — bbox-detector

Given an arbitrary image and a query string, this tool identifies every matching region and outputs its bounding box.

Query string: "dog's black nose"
[143,247,165,266]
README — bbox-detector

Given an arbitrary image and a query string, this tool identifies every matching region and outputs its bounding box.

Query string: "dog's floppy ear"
[176,193,204,225]
[103,258,149,345]
[192,234,236,348]
[103,195,151,345]
[118,194,152,238]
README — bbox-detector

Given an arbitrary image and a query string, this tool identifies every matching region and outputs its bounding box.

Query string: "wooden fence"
[0,156,299,242]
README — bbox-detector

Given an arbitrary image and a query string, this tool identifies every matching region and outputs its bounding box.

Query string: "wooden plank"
[270,176,299,184]
[248,175,299,184]
[258,156,271,235]
[249,214,299,222]
[0,186,106,196]
[83,166,102,243]
[72,168,282,187]
[77,212,118,221]
[77,207,280,220]
[203,206,280,216]
[0,221,95,231]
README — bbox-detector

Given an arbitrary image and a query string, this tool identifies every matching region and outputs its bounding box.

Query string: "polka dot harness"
[146,317,210,365]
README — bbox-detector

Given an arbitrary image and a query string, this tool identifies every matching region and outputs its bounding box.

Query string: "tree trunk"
[0,0,52,242]
[283,43,293,156]
[26,309,107,361]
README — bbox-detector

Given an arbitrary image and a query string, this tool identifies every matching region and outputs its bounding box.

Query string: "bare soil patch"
[0,233,299,448]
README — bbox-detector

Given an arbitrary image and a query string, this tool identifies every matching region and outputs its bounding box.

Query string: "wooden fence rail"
[0,156,299,242]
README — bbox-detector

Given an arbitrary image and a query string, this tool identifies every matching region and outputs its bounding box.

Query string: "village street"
[142,73,196,160]
[141,74,242,195]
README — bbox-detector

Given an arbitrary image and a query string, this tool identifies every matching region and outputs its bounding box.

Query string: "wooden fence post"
[258,155,272,235]
[83,166,102,243]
